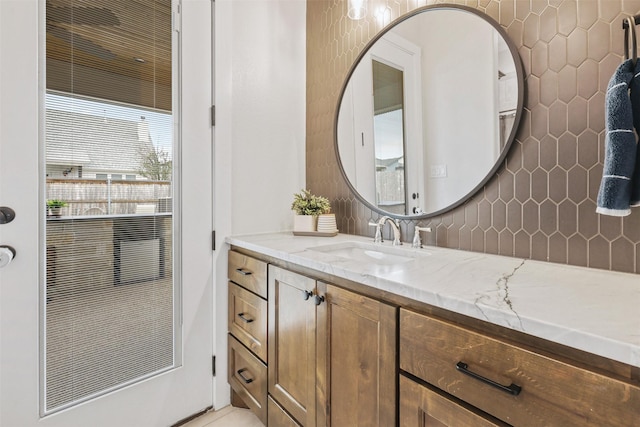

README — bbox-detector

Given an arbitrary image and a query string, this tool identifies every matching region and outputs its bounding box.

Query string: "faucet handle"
[412,226,432,248]
[369,221,383,243]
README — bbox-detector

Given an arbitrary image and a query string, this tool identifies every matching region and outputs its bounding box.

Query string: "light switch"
[430,164,447,178]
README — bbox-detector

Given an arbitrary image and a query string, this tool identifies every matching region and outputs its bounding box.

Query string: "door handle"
[0,245,16,268]
[0,207,16,224]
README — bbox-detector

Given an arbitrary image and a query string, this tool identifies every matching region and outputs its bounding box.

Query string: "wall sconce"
[348,0,367,20]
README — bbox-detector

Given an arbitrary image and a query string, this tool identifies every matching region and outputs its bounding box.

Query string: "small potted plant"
[47,199,67,217]
[291,189,331,232]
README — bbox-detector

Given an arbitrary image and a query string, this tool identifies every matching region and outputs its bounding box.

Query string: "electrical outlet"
[430,164,447,178]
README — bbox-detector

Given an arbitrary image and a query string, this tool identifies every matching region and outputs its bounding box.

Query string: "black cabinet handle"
[456,361,522,396]
[302,290,313,300]
[237,312,254,323]
[236,368,253,384]
[314,295,325,306]
[235,268,252,276]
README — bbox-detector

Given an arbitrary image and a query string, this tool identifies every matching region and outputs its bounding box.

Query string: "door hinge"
[212,355,216,377]
[211,105,216,126]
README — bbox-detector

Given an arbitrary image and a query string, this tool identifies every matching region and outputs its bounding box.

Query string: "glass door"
[0,1,214,425]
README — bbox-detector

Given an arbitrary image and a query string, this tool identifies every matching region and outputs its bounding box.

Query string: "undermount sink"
[308,241,430,266]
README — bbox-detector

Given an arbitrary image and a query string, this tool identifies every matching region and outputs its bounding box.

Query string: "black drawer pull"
[235,268,252,276]
[302,290,313,300]
[314,295,325,306]
[456,361,522,396]
[236,368,253,384]
[237,312,254,323]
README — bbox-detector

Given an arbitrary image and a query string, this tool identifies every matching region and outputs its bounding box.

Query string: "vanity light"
[348,0,367,20]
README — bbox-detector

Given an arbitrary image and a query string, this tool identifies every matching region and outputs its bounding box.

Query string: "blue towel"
[596,59,638,216]
[630,62,640,206]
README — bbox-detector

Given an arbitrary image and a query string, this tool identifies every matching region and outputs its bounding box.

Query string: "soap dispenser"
[412,226,432,248]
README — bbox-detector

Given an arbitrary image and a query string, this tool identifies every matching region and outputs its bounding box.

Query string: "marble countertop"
[225,232,640,368]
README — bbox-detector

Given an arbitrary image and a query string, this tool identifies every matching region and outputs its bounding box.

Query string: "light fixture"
[374,2,392,26]
[348,0,367,20]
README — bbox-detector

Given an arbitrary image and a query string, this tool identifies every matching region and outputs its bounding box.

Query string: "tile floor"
[182,406,264,427]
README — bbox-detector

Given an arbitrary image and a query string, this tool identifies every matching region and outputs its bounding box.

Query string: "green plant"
[47,199,68,208]
[291,189,331,216]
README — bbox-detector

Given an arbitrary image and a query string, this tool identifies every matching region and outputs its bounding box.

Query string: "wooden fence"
[46,178,171,216]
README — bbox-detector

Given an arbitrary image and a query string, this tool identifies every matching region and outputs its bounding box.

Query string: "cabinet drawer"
[228,281,267,362]
[228,250,268,298]
[400,374,507,427]
[400,309,640,426]
[228,334,267,425]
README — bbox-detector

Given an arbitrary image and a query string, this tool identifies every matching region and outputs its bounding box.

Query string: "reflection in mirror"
[373,60,406,214]
[335,5,523,218]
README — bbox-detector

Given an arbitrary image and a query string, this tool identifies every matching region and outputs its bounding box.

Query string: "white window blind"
[44,0,176,412]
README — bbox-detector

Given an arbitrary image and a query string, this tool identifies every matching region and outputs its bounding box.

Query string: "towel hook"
[624,16,638,66]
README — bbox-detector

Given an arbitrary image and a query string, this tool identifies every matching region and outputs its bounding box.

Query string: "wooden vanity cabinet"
[268,265,397,427]
[400,308,640,427]
[316,281,397,427]
[229,244,640,426]
[227,250,269,425]
[267,266,316,426]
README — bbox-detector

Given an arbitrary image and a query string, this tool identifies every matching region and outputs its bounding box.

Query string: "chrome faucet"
[368,216,402,245]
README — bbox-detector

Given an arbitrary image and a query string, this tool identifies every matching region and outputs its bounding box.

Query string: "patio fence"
[46,178,172,216]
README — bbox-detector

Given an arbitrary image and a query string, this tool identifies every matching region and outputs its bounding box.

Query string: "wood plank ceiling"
[46,0,172,110]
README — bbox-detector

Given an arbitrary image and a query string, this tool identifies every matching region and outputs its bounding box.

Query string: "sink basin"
[308,241,429,266]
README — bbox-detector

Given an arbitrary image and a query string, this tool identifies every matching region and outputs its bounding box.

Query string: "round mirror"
[335,5,524,218]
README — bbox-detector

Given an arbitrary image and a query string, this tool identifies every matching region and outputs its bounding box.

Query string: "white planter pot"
[317,213,337,232]
[293,215,317,232]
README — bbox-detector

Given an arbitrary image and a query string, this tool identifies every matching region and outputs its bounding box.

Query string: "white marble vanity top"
[225,232,640,368]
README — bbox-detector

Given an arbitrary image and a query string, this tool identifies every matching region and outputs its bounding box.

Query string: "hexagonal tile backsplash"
[307,0,640,273]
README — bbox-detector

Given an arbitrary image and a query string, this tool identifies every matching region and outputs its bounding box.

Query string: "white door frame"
[0,1,214,425]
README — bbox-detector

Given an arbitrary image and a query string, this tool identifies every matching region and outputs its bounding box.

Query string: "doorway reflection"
[372,60,406,214]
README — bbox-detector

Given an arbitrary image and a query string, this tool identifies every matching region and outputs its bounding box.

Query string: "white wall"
[419,12,497,212]
[213,0,306,410]
[217,0,306,236]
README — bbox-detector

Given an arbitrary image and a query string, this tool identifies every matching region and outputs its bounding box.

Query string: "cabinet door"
[268,396,302,427]
[316,283,397,427]
[399,375,506,427]
[268,266,317,426]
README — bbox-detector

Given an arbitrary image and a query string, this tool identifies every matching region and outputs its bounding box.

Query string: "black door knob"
[0,207,16,224]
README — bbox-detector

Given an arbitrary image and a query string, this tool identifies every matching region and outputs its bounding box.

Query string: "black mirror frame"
[333,4,525,220]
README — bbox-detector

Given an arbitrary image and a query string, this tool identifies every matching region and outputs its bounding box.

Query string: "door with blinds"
[0,1,213,426]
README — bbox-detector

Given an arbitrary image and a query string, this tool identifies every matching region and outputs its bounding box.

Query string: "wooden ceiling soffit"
[46,0,172,111]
